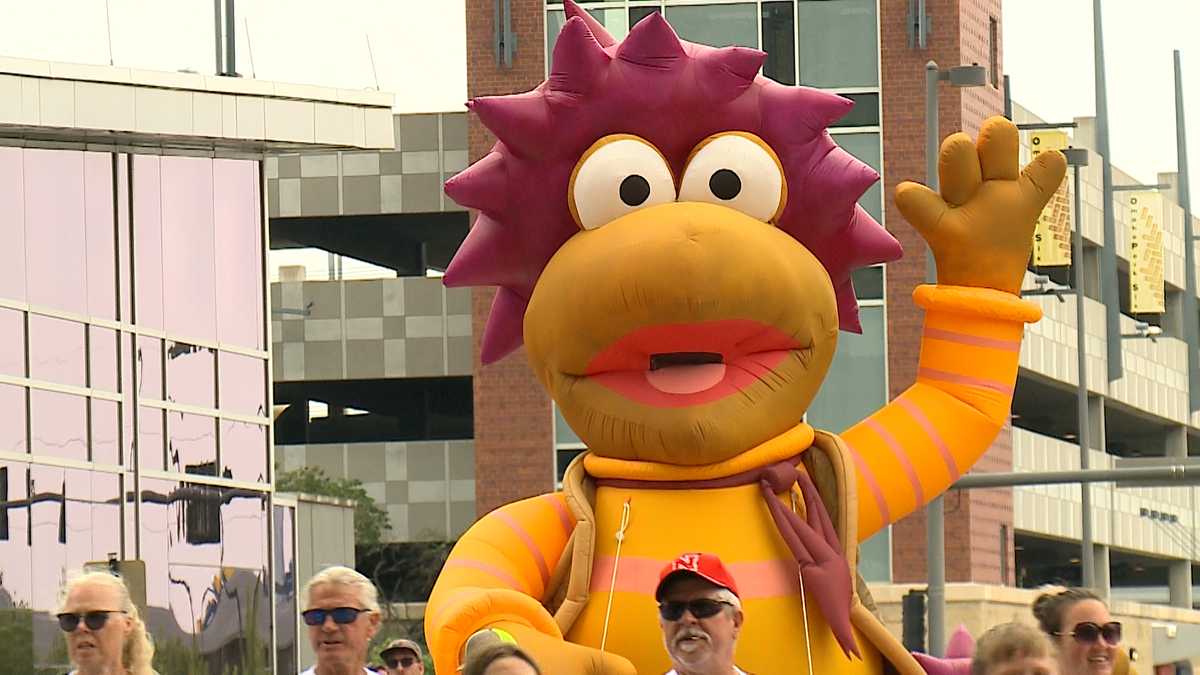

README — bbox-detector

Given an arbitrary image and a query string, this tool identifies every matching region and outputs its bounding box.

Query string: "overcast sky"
[1,0,1196,203]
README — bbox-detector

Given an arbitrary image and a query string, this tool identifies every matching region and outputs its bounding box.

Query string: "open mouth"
[582,319,806,407]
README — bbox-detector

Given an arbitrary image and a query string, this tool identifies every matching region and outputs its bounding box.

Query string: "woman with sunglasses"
[57,571,156,675]
[1033,588,1123,675]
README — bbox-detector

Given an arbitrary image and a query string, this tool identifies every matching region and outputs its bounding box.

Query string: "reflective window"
[84,152,117,320]
[24,149,87,315]
[0,385,25,455]
[546,7,629,56]
[834,133,883,223]
[137,336,164,401]
[0,308,24,377]
[139,406,165,471]
[166,342,216,409]
[161,156,217,342]
[798,0,879,88]
[214,159,265,350]
[274,504,298,674]
[806,305,885,433]
[28,315,86,388]
[29,464,69,671]
[168,413,217,475]
[762,2,795,85]
[832,93,880,128]
[554,404,581,445]
[219,352,266,417]
[90,327,119,393]
[665,4,757,49]
[30,390,87,461]
[221,421,268,482]
[121,336,135,470]
[0,148,26,302]
[0,461,32,607]
[133,155,164,330]
[90,472,122,563]
[117,155,131,322]
[92,399,120,465]
[629,6,660,28]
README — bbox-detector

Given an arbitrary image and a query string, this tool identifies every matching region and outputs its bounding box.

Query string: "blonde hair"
[303,565,380,612]
[59,571,155,675]
[971,622,1054,675]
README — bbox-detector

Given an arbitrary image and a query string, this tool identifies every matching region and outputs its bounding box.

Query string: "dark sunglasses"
[301,606,370,626]
[384,654,417,669]
[1057,621,1122,645]
[658,598,734,621]
[57,611,123,632]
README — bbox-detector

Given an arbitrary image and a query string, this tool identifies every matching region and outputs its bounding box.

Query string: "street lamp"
[923,60,987,658]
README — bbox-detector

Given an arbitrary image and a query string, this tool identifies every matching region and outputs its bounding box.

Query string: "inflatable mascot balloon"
[427,3,1065,673]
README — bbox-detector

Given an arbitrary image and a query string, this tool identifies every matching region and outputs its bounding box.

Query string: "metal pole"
[1074,163,1095,589]
[952,465,1200,489]
[924,59,946,657]
[213,0,224,75]
[224,0,236,76]
[1003,74,1012,120]
[1093,0,1123,381]
[1175,50,1199,412]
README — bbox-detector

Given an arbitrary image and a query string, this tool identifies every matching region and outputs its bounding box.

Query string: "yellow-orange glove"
[463,623,637,674]
[896,115,1067,295]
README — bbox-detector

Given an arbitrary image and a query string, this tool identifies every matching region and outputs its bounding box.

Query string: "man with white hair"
[655,553,748,675]
[301,565,382,675]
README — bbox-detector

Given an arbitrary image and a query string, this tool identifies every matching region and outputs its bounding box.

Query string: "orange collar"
[581,423,814,482]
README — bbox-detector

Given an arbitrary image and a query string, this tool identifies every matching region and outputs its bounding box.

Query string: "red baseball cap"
[654,552,740,601]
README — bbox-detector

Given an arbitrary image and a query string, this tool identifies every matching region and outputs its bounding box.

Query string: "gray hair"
[303,565,380,612]
[711,588,741,612]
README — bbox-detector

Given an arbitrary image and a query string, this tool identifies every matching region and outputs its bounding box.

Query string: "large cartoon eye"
[678,132,786,223]
[569,134,677,231]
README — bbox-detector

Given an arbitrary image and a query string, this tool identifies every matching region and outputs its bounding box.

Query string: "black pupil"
[619,174,651,206]
[709,169,741,200]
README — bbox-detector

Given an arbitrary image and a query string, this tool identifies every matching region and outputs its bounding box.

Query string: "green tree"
[276,466,390,547]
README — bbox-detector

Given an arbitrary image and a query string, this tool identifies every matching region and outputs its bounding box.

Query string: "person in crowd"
[462,643,543,675]
[380,638,425,675]
[971,622,1057,675]
[301,565,382,675]
[58,571,157,675]
[1033,588,1123,675]
[655,553,747,675]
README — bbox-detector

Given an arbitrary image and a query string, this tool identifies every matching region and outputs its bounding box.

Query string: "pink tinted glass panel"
[64,468,94,569]
[214,159,264,349]
[121,336,134,469]
[91,472,122,561]
[0,308,24,376]
[138,406,164,471]
[28,315,86,387]
[222,493,267,568]
[0,148,26,301]
[30,465,68,613]
[168,412,216,474]
[219,352,266,417]
[31,389,87,460]
[137,336,163,400]
[90,327,119,392]
[118,155,131,322]
[133,155,164,329]
[161,156,216,341]
[85,152,116,319]
[0,461,33,607]
[24,149,87,315]
[92,399,120,465]
[220,421,267,482]
[166,342,215,409]
[0,384,26,454]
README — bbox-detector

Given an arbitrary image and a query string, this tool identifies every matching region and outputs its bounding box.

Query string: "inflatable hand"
[896,115,1066,295]
[466,623,637,675]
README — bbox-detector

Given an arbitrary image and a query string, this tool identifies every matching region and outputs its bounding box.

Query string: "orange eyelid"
[682,131,788,224]
[567,133,673,231]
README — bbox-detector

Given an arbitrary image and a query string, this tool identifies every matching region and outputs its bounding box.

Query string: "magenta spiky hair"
[445,2,902,363]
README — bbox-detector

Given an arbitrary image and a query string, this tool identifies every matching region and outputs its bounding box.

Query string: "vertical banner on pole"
[1128,191,1165,314]
[1030,131,1073,266]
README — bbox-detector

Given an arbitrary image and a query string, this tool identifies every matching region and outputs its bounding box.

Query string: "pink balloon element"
[945,624,977,659]
[445,0,903,363]
[912,653,972,675]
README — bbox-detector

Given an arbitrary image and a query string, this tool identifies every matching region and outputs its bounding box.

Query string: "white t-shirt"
[299,667,374,674]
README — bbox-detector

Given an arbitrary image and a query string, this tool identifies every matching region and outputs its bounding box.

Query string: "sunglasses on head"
[57,611,123,632]
[384,654,417,669]
[1057,621,1122,645]
[658,598,734,621]
[301,606,369,626]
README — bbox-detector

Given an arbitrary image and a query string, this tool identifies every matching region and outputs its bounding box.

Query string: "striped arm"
[426,492,576,673]
[844,285,1041,539]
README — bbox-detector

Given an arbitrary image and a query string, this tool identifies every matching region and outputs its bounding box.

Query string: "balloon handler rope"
[600,499,632,654]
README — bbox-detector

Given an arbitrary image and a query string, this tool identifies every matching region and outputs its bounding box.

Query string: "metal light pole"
[1093,0,1123,382]
[923,59,986,656]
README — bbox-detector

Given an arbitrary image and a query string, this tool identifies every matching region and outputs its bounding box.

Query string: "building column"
[1093,544,1110,599]
[1170,559,1193,609]
[1090,397,1111,598]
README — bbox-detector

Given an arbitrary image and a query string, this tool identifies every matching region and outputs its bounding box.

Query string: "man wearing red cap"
[655,553,749,675]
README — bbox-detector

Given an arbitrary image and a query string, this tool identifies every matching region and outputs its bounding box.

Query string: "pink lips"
[583,319,802,407]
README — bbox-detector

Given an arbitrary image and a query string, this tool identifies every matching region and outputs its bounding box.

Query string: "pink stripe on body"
[494,510,551,590]
[918,367,1015,395]
[896,397,960,481]
[863,418,926,507]
[543,493,576,538]
[843,439,892,525]
[924,327,1021,352]
[590,556,800,599]
[443,559,529,594]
